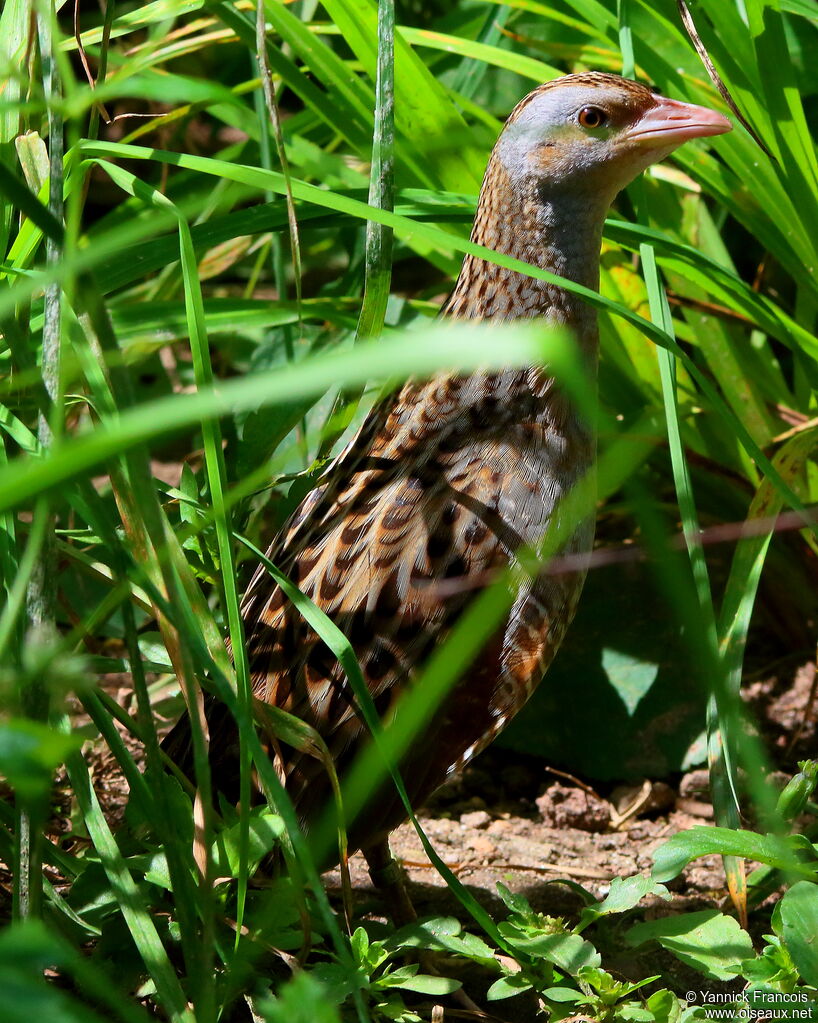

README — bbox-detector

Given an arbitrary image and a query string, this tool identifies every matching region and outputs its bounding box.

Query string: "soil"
[327,761,725,915]
[317,657,816,1018]
[323,656,816,921]
[2,656,815,1020]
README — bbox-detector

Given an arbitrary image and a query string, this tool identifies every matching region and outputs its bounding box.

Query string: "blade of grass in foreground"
[642,240,747,923]
[67,142,816,529]
[0,321,561,512]
[16,0,65,926]
[717,425,818,820]
[320,0,395,457]
[63,748,194,1023]
[356,0,394,342]
[68,266,220,1009]
[145,580,371,1023]
[155,164,257,946]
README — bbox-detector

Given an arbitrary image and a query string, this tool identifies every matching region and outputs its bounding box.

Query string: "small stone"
[536,782,610,833]
[611,780,674,817]
[469,836,498,861]
[461,809,492,829]
[679,769,710,798]
[430,818,456,841]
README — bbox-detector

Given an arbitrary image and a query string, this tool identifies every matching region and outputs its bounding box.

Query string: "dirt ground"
[318,784,730,1020]
[327,756,724,916]
[318,660,817,917]
[1,658,815,1018]
[312,660,816,1017]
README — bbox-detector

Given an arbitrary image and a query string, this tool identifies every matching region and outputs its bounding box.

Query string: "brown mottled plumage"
[164,74,730,887]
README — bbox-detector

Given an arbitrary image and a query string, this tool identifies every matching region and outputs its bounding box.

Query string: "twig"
[544,765,604,801]
[397,857,613,881]
[424,504,818,599]
[665,291,754,327]
[676,0,775,160]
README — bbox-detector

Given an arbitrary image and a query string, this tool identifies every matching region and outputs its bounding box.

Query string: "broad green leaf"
[626,909,753,982]
[505,931,602,975]
[601,648,658,716]
[212,806,285,877]
[487,973,534,1001]
[386,917,495,962]
[0,720,82,800]
[384,973,461,995]
[652,827,818,882]
[579,874,671,928]
[779,881,818,987]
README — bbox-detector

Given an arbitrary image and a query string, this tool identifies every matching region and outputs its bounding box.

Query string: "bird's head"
[496,72,731,203]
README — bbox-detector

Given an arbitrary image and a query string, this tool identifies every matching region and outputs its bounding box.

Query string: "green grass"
[1,0,818,1019]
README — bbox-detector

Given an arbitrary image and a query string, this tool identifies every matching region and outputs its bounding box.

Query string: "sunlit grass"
[1,0,817,1018]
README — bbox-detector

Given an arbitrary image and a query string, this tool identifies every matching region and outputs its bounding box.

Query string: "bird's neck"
[443,154,609,357]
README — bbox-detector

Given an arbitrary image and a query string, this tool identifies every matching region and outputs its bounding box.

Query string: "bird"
[164,72,730,909]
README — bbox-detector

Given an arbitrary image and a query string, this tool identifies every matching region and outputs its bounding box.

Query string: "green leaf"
[652,827,818,882]
[212,806,285,877]
[646,988,683,1023]
[350,926,369,965]
[779,881,818,987]
[601,648,659,716]
[0,720,82,800]
[579,874,671,928]
[256,971,343,1023]
[543,986,585,1003]
[486,974,533,1001]
[617,1007,657,1022]
[625,910,753,982]
[384,974,461,995]
[508,932,602,975]
[496,882,534,916]
[387,917,494,963]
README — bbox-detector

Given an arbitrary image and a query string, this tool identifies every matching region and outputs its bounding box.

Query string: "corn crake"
[163,72,731,918]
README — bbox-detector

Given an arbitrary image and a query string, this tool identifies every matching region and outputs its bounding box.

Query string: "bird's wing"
[237,377,536,813]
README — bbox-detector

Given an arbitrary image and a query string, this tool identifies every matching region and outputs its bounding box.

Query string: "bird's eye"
[578,106,607,129]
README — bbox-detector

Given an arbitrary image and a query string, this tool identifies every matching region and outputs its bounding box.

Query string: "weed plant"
[1,0,818,1020]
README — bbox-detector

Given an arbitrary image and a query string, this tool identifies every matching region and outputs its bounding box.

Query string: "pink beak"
[626,95,732,146]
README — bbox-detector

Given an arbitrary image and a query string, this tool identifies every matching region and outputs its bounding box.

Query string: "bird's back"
[231,365,594,848]
[161,70,732,857]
